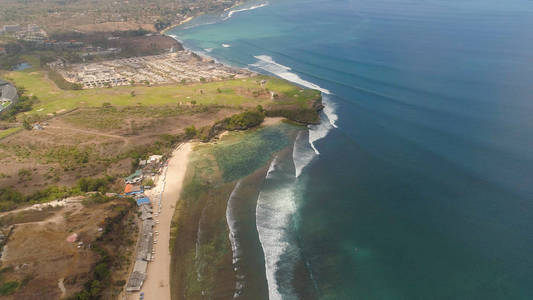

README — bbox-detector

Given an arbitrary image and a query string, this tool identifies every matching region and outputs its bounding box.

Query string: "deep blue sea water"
[169,0,533,298]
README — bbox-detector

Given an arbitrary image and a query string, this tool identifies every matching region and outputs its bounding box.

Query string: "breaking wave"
[308,112,334,155]
[227,180,245,298]
[256,154,299,300]
[293,130,317,177]
[322,93,338,128]
[250,55,337,154]
[250,55,331,94]
[223,2,270,21]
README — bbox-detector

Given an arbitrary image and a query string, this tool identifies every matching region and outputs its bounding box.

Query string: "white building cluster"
[0,24,48,42]
[53,51,252,89]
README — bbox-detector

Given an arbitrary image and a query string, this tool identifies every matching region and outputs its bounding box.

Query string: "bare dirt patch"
[0,198,136,299]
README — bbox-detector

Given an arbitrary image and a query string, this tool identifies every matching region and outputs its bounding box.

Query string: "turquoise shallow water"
[170,0,533,298]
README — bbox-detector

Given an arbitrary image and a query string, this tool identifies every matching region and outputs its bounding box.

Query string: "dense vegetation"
[223,109,265,130]
[47,69,83,90]
[0,43,23,70]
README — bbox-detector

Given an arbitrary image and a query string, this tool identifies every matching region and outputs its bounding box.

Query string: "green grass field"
[4,65,317,117]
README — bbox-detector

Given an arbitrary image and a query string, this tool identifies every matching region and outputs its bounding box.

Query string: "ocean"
[168,0,533,298]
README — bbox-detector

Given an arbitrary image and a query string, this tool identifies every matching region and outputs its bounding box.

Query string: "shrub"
[22,119,31,130]
[142,178,154,186]
[94,263,110,280]
[77,176,114,193]
[0,281,19,296]
[185,125,197,138]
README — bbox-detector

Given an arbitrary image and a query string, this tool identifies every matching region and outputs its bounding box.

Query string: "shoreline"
[127,143,192,300]
[168,121,301,299]
[159,0,245,35]
[160,16,194,35]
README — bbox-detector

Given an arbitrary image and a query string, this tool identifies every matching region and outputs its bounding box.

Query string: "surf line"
[250,55,338,155]
[223,2,270,20]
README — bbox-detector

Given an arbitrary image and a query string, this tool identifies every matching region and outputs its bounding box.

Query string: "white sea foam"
[308,113,333,155]
[183,21,217,30]
[226,180,245,298]
[204,48,213,52]
[322,93,338,128]
[222,43,231,48]
[256,155,298,300]
[250,55,331,94]
[293,131,317,177]
[223,2,269,21]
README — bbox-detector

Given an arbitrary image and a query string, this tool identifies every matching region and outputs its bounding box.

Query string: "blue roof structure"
[136,197,150,206]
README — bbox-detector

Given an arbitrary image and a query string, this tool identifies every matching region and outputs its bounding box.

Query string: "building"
[0,80,18,112]
[126,216,154,292]
[126,260,148,292]
[125,169,143,184]
[27,24,41,33]
[3,25,21,33]
[136,197,151,207]
[0,47,6,55]
[124,184,144,195]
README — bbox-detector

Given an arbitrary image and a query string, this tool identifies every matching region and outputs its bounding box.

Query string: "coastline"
[168,122,303,299]
[159,0,245,35]
[157,5,326,298]
[160,16,194,35]
[127,143,192,300]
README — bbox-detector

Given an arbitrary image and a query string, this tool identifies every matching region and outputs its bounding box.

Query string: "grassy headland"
[0,57,321,198]
[3,64,320,118]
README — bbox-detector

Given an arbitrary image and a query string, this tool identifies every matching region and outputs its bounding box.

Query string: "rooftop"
[136,197,150,206]
[0,80,18,102]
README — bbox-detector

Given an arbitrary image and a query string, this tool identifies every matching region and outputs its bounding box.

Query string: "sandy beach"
[160,16,194,34]
[127,143,192,300]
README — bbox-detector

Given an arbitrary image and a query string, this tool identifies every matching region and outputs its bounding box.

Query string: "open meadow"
[3,64,318,117]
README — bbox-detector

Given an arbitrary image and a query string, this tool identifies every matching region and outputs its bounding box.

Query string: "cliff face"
[265,94,324,124]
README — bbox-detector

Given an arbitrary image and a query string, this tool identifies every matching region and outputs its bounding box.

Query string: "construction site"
[52,51,253,89]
